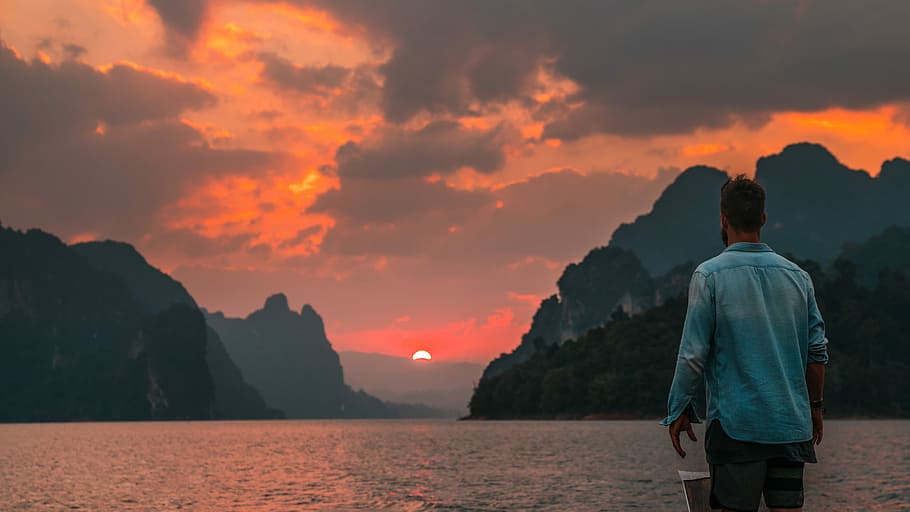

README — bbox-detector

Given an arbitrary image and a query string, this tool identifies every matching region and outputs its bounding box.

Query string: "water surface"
[1,420,907,511]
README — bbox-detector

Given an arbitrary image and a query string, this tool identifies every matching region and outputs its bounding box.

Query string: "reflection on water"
[0,420,907,511]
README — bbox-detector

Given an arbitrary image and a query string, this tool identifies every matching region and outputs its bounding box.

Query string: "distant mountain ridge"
[481,247,687,380]
[206,297,456,418]
[469,224,910,419]
[204,296,347,418]
[0,222,451,421]
[611,143,910,275]
[0,227,217,421]
[73,240,282,420]
[481,143,910,381]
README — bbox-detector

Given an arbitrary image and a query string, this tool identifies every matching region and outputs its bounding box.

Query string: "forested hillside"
[469,227,910,419]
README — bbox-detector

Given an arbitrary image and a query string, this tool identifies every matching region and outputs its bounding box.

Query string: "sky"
[2,0,910,363]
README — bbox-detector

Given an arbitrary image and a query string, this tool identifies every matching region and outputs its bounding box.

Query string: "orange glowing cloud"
[251,2,344,35]
[775,107,900,139]
[95,60,215,92]
[161,166,339,263]
[201,22,271,60]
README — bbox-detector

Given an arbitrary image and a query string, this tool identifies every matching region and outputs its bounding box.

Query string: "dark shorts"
[709,457,805,511]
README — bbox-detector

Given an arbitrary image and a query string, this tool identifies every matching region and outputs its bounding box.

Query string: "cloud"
[258,52,352,95]
[334,121,513,180]
[141,1,910,137]
[256,51,381,115]
[145,0,212,56]
[289,1,910,138]
[310,176,491,255]
[0,41,282,239]
[309,165,675,264]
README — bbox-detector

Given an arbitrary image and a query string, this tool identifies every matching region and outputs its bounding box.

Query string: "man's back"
[696,241,827,443]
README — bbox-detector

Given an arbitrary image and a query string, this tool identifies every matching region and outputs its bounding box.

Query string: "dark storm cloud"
[334,121,512,180]
[146,0,209,38]
[0,42,281,239]
[0,43,214,152]
[311,176,491,225]
[62,44,87,59]
[258,52,351,94]
[290,0,910,137]
[310,178,491,257]
[145,0,211,56]
[307,167,676,263]
[256,52,381,115]
[295,0,547,123]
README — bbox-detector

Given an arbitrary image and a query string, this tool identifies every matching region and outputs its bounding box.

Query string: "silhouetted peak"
[756,142,855,181]
[645,165,728,212]
[779,142,838,163]
[300,303,319,319]
[22,227,65,246]
[263,293,290,311]
[880,157,910,182]
[73,240,148,266]
[675,165,728,182]
[660,165,727,194]
[299,304,327,335]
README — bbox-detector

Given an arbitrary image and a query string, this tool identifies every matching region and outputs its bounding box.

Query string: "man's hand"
[811,408,823,445]
[668,414,697,458]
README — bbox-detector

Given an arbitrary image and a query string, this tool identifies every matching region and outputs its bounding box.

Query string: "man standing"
[661,175,828,511]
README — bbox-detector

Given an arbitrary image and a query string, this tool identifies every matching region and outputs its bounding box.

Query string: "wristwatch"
[810,399,824,413]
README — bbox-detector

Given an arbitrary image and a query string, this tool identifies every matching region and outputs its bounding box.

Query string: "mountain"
[338,351,483,414]
[73,241,282,420]
[609,165,729,276]
[0,227,216,421]
[481,143,910,381]
[838,225,910,287]
[481,247,687,380]
[204,295,345,418]
[612,143,910,276]
[468,225,910,419]
[72,241,197,312]
[205,297,454,418]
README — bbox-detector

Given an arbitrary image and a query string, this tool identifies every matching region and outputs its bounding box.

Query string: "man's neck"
[726,231,761,245]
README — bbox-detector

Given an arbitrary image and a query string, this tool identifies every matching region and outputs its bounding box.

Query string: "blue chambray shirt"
[659,241,829,444]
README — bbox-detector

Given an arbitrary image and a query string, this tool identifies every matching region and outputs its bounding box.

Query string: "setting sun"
[411,350,432,361]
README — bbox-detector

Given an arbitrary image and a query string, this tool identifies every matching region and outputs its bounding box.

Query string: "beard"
[721,228,728,246]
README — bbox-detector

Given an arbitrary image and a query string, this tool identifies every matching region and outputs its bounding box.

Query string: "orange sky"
[2,1,909,362]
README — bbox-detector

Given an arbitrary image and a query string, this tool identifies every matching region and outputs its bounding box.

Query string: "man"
[660,175,828,512]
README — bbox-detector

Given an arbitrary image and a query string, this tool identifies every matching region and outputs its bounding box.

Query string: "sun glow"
[411,350,432,361]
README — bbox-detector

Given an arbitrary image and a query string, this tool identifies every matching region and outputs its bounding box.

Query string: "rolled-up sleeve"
[806,277,829,365]
[660,270,714,426]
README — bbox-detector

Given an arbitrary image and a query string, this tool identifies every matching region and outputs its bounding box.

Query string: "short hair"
[720,174,765,231]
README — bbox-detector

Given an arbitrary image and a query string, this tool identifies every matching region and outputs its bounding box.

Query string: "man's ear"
[720,213,729,230]
[761,212,767,227]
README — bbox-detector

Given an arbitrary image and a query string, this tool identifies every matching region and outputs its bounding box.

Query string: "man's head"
[720,174,766,246]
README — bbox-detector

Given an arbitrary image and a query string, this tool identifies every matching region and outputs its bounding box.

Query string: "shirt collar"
[723,241,774,253]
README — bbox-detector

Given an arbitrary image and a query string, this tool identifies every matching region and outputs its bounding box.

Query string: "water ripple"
[0,420,908,511]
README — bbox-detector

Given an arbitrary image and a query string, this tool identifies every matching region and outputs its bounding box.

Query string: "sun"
[411,350,432,361]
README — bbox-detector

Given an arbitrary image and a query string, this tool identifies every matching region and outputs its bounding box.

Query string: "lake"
[1,420,907,511]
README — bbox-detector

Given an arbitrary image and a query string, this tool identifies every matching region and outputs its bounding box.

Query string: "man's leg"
[709,460,766,511]
[762,458,805,511]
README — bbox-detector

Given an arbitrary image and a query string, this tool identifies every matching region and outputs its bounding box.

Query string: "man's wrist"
[810,398,824,409]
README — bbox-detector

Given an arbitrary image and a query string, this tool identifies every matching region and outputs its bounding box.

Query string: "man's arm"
[807,362,825,444]
[806,277,829,366]
[806,275,828,444]
[661,270,714,457]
